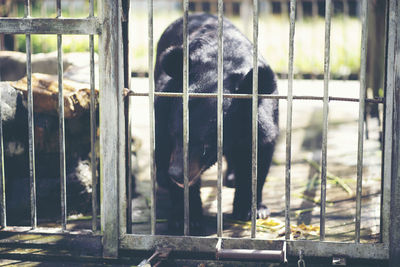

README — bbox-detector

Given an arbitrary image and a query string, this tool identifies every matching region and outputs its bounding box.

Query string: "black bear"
[0,82,94,225]
[155,13,279,234]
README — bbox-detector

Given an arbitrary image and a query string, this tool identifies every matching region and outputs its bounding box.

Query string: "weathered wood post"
[98,0,125,258]
[386,0,400,266]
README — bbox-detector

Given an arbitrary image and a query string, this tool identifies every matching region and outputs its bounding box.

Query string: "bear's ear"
[160,46,183,79]
[237,66,276,95]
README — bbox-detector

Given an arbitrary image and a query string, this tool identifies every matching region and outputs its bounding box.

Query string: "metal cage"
[0,0,399,265]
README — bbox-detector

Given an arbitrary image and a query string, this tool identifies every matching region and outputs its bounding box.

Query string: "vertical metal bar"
[0,37,5,227]
[56,0,67,232]
[118,0,127,241]
[285,0,296,241]
[355,0,368,243]
[99,0,123,258]
[182,0,190,236]
[0,73,5,227]
[122,0,131,236]
[148,0,156,235]
[56,0,61,16]
[126,99,132,234]
[89,0,98,233]
[320,0,332,241]
[25,0,37,230]
[217,0,224,238]
[251,0,259,239]
[382,0,396,247]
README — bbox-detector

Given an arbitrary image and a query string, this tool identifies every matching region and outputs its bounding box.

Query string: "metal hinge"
[137,248,172,267]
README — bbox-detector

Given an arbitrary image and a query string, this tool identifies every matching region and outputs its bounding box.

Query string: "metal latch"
[215,238,287,263]
[332,256,347,266]
[138,248,172,267]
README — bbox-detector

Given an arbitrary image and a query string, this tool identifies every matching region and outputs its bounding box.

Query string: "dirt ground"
[129,78,382,243]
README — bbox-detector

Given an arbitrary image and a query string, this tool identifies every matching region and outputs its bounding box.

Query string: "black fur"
[155,13,279,235]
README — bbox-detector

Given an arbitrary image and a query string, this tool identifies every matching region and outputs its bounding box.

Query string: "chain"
[297,250,306,267]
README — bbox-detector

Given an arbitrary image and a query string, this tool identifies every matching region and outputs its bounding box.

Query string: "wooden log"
[10,73,98,119]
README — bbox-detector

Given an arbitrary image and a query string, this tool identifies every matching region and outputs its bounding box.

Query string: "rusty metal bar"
[148,0,156,236]
[183,0,190,236]
[251,0,259,239]
[0,18,100,35]
[56,0,67,232]
[25,0,37,230]
[217,0,224,238]
[355,0,368,243]
[320,0,332,241]
[126,91,384,104]
[285,0,296,240]
[89,0,98,233]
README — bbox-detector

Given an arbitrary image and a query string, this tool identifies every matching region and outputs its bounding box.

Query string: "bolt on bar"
[0,73,5,227]
[25,0,37,229]
[57,0,67,231]
[251,0,259,239]
[320,0,332,241]
[217,0,224,238]
[183,0,190,236]
[148,0,157,235]
[285,0,296,240]
[355,0,368,243]
[89,0,98,233]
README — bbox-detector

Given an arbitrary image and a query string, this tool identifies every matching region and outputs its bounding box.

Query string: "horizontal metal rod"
[0,18,101,34]
[216,248,285,261]
[127,91,383,103]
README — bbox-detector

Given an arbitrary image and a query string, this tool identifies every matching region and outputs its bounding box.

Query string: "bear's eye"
[202,144,210,157]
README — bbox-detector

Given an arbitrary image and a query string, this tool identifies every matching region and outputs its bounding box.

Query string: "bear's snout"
[168,164,183,184]
[168,146,203,187]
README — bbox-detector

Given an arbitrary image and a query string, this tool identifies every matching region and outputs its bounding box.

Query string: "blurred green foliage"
[13,2,361,78]
[15,34,98,54]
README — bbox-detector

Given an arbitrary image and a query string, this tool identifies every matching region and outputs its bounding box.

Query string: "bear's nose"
[168,165,183,183]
